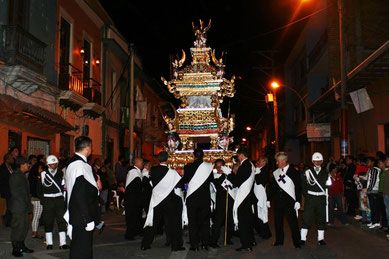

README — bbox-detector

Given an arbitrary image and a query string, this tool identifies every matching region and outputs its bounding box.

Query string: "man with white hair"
[267,152,302,248]
[300,152,331,246]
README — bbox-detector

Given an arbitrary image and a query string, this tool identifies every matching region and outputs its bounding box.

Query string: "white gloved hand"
[294,202,301,210]
[266,201,271,208]
[67,224,73,240]
[85,221,95,231]
[221,166,232,175]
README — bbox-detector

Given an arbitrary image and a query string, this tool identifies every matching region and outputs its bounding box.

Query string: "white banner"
[307,123,331,142]
[135,101,147,120]
[350,88,374,114]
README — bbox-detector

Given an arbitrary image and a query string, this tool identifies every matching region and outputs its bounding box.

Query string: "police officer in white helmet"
[300,152,332,246]
[38,155,70,250]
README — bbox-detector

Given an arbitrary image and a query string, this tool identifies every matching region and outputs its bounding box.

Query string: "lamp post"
[271,82,280,153]
[269,81,309,153]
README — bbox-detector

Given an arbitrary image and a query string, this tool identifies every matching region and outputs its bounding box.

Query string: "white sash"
[210,182,217,212]
[253,183,268,223]
[233,164,255,227]
[125,167,142,188]
[185,162,213,201]
[144,168,181,228]
[273,168,296,201]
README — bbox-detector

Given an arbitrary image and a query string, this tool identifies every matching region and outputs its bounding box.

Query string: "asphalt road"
[1,208,389,259]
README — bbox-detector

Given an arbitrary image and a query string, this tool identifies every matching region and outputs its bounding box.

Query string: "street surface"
[1,208,389,259]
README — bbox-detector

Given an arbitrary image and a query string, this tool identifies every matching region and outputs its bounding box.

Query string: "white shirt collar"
[75,152,87,163]
[280,164,289,173]
[160,163,168,167]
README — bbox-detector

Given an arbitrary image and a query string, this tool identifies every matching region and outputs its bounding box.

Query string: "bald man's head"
[134,157,144,170]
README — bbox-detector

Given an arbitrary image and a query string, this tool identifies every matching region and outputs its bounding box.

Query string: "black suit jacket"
[179,159,213,207]
[150,165,181,204]
[255,165,270,187]
[68,155,99,227]
[0,163,11,199]
[268,165,302,207]
[228,159,255,205]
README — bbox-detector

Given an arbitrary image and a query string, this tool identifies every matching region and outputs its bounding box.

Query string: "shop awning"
[310,40,389,112]
[0,94,74,133]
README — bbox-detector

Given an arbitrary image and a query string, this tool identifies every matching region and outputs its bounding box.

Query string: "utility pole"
[338,0,348,157]
[129,44,135,162]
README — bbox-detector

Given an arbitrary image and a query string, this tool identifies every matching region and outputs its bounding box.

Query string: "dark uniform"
[301,167,330,243]
[210,173,234,246]
[268,165,301,247]
[124,166,143,240]
[179,159,213,249]
[228,159,256,250]
[9,158,33,256]
[141,165,183,250]
[38,167,68,248]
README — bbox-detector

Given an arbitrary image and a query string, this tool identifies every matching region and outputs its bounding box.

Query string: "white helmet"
[312,152,323,161]
[46,155,59,165]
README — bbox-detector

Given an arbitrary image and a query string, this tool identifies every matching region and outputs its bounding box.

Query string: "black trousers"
[237,201,255,248]
[42,197,67,232]
[368,193,387,226]
[187,205,211,248]
[274,204,300,246]
[211,195,234,244]
[142,196,183,250]
[301,195,326,230]
[10,213,28,241]
[125,201,142,238]
[70,225,93,259]
[253,204,271,239]
[344,188,357,216]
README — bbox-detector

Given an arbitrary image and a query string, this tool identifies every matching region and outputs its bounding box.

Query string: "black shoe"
[236,246,252,252]
[252,241,257,247]
[300,240,306,246]
[210,243,220,248]
[318,240,326,246]
[125,236,135,240]
[226,240,234,245]
[21,242,34,253]
[140,246,151,250]
[295,244,301,249]
[164,242,171,247]
[12,242,23,257]
[59,245,70,249]
[46,245,53,250]
[272,242,283,246]
[99,224,105,234]
[200,245,208,250]
[189,247,199,251]
[172,246,185,251]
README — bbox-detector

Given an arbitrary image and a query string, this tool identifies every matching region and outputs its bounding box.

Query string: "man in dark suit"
[179,149,213,251]
[65,136,99,259]
[210,159,234,248]
[227,148,256,252]
[141,151,184,251]
[267,152,302,248]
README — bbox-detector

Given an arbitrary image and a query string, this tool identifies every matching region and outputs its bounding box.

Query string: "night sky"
[100,0,315,141]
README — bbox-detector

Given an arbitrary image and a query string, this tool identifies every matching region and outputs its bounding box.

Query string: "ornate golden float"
[161,20,236,169]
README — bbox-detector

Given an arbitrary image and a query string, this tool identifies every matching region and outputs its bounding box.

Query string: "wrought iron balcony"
[58,63,84,95]
[0,25,46,74]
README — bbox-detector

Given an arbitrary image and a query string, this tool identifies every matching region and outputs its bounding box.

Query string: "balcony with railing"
[0,25,47,95]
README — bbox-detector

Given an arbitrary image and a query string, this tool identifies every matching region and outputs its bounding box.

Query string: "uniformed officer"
[300,152,331,246]
[39,155,69,250]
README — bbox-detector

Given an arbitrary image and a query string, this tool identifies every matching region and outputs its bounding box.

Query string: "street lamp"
[246,126,252,131]
[269,80,309,153]
[242,138,247,142]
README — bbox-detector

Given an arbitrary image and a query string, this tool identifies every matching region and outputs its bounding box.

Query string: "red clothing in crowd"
[355,164,368,176]
[329,173,344,195]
